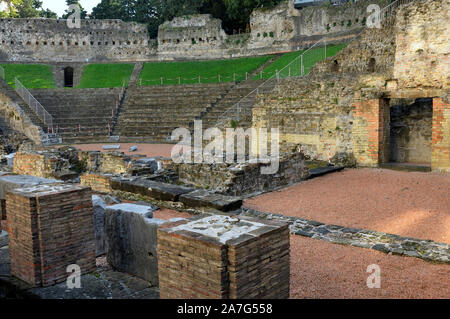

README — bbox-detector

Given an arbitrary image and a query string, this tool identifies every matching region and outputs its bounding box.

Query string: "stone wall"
[0,1,392,62]
[173,152,309,196]
[0,18,156,62]
[0,90,43,144]
[393,0,449,90]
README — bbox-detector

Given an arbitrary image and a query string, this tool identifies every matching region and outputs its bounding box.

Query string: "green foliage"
[230,120,237,129]
[139,55,272,85]
[326,24,330,32]
[78,64,134,88]
[269,31,274,37]
[91,0,282,38]
[0,64,55,88]
[62,0,87,19]
[263,32,268,38]
[361,17,366,26]
[0,0,57,18]
[347,20,352,27]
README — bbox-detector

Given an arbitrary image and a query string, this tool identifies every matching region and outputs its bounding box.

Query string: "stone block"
[92,195,107,257]
[179,190,242,212]
[106,203,172,286]
[110,177,194,201]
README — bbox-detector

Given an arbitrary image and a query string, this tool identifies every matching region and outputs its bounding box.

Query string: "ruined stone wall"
[0,91,42,144]
[174,152,309,196]
[393,0,449,90]
[157,14,227,59]
[253,74,358,162]
[0,18,156,62]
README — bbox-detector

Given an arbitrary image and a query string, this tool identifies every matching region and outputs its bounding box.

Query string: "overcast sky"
[41,0,101,17]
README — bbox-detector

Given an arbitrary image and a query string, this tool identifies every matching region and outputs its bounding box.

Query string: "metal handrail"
[15,78,53,128]
[214,0,416,126]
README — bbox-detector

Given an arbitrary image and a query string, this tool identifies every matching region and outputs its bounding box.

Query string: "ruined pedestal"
[6,184,96,287]
[157,215,290,299]
[0,175,62,221]
[106,203,170,286]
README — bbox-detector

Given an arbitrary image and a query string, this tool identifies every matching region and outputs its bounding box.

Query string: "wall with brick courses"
[157,215,290,299]
[6,184,95,287]
[431,97,450,172]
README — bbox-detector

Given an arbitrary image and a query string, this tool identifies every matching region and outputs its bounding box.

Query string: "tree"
[62,0,87,19]
[15,0,42,18]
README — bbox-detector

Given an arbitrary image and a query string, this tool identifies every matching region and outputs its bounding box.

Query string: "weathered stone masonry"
[431,97,450,171]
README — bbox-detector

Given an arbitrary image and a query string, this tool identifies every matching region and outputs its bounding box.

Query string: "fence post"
[246,72,248,80]
[198,75,201,84]
[300,55,304,76]
[218,74,221,82]
[324,40,327,59]
[233,73,236,82]
[289,67,291,77]
[160,77,163,85]
[276,70,279,82]
[179,77,181,85]
[260,71,262,79]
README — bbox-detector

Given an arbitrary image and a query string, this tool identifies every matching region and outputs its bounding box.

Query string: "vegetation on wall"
[0,0,57,18]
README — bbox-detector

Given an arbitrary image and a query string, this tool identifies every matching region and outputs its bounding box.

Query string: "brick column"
[353,98,390,166]
[157,215,290,299]
[431,98,450,172]
[7,184,96,287]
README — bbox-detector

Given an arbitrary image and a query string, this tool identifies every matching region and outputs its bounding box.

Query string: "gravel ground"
[74,143,174,158]
[245,168,450,244]
[290,235,450,299]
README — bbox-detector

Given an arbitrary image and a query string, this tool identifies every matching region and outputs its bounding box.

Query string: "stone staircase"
[0,78,47,132]
[114,83,233,142]
[29,88,122,144]
[196,79,269,129]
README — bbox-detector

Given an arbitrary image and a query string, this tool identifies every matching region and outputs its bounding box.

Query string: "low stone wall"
[0,90,42,145]
[173,152,309,196]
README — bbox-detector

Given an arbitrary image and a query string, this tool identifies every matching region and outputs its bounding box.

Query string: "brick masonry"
[6,184,96,287]
[431,98,450,172]
[157,215,290,299]
[352,98,390,166]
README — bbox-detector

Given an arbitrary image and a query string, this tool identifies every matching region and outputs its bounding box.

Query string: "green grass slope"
[78,63,134,88]
[0,64,56,88]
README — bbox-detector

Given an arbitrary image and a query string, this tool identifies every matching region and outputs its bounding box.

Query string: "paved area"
[245,168,450,244]
[290,235,450,299]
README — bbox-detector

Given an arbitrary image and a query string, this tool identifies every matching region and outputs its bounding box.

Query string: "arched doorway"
[64,67,74,87]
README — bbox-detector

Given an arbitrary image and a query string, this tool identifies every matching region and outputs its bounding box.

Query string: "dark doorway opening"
[388,98,433,169]
[64,67,74,87]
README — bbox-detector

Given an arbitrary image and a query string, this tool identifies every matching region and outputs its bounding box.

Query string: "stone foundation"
[6,184,95,287]
[157,215,290,299]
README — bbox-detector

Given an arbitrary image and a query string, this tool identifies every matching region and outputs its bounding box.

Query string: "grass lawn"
[78,63,135,88]
[139,55,273,86]
[253,43,347,80]
[0,64,56,88]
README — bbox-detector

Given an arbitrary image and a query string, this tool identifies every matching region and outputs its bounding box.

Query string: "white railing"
[214,0,416,125]
[0,66,4,80]
[15,78,54,128]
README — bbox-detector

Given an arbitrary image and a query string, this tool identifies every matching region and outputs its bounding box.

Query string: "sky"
[41,0,102,17]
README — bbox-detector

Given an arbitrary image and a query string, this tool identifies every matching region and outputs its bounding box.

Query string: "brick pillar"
[7,184,96,287]
[431,98,450,172]
[353,98,390,166]
[157,215,290,299]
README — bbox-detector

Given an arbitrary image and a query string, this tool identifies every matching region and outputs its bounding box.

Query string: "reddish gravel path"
[245,168,450,243]
[74,143,174,158]
[290,235,450,299]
